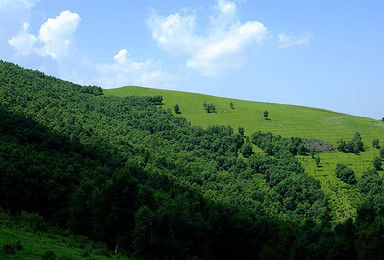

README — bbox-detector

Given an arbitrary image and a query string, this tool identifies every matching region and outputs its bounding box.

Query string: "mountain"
[1,60,384,259]
[105,86,384,221]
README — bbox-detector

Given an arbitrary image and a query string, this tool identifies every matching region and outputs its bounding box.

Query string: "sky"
[1,0,383,119]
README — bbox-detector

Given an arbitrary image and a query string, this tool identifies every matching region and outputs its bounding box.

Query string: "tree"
[372,139,380,149]
[241,143,253,158]
[337,139,347,152]
[382,117,384,122]
[310,147,316,159]
[315,157,321,167]
[230,102,234,109]
[203,102,216,113]
[174,104,181,114]
[264,111,269,119]
[380,147,384,159]
[238,127,244,136]
[297,143,308,155]
[348,132,364,153]
[373,156,382,170]
[335,163,356,184]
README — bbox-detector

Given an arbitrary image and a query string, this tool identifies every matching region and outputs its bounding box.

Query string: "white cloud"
[278,33,312,49]
[187,21,267,76]
[39,10,81,59]
[147,0,268,77]
[7,10,81,60]
[96,49,178,89]
[114,49,129,64]
[8,23,37,56]
[147,12,198,55]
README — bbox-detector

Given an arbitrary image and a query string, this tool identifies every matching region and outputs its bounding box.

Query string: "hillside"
[104,86,384,145]
[2,61,384,259]
[0,211,128,260]
[105,86,384,221]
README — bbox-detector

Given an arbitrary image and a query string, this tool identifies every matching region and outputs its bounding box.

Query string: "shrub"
[372,139,380,149]
[3,243,16,255]
[240,143,253,158]
[336,164,356,184]
[15,241,24,251]
[373,157,382,170]
[238,127,244,136]
[264,110,269,118]
[18,211,47,232]
[174,104,181,114]
[42,250,56,260]
[380,147,384,159]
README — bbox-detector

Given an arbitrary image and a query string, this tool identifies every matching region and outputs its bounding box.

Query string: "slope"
[105,86,384,221]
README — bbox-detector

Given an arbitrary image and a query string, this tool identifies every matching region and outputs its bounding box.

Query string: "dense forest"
[1,60,384,259]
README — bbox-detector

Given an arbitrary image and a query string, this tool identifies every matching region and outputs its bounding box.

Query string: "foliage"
[335,164,357,184]
[1,60,384,259]
[203,102,216,113]
[264,110,269,118]
[337,132,364,154]
[380,147,384,159]
[240,143,253,158]
[174,104,181,114]
[230,102,234,109]
[373,156,382,170]
[372,139,380,149]
[238,126,244,136]
[315,156,321,167]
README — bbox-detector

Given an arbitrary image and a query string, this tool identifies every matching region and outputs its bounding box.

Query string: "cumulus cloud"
[39,10,81,59]
[5,7,176,89]
[278,33,312,49]
[8,23,38,56]
[114,49,129,64]
[7,10,81,61]
[147,0,268,77]
[96,49,178,89]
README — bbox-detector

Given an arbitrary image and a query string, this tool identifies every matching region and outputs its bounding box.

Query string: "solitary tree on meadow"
[264,110,269,119]
[174,104,181,114]
[230,102,234,109]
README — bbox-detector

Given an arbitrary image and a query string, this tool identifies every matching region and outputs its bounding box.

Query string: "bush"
[372,139,380,149]
[337,133,364,153]
[337,139,347,152]
[174,104,181,114]
[336,164,356,184]
[373,157,382,170]
[264,110,269,118]
[15,241,24,251]
[380,147,384,159]
[42,250,56,260]
[18,211,47,232]
[203,102,216,113]
[238,127,244,136]
[3,243,16,255]
[240,143,253,158]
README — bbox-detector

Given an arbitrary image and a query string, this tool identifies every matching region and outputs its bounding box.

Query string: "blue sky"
[1,0,383,118]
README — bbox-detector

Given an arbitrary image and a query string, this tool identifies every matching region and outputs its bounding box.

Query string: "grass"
[105,86,384,222]
[0,213,129,260]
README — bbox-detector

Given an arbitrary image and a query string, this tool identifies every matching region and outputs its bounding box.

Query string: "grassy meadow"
[105,86,384,221]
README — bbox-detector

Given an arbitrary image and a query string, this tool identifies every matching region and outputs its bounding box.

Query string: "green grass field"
[0,214,129,260]
[105,86,384,221]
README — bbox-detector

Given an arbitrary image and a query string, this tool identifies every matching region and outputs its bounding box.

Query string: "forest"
[1,60,384,259]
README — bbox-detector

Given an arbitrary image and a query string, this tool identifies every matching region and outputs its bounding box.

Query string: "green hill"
[105,86,384,221]
[2,61,384,259]
[0,211,128,260]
